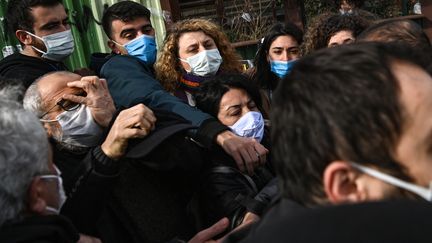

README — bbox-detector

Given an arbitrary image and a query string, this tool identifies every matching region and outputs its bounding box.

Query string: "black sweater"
[0,52,67,88]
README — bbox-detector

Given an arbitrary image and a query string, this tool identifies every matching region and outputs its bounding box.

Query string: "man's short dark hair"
[6,0,63,34]
[271,42,429,206]
[102,1,151,39]
[357,19,431,52]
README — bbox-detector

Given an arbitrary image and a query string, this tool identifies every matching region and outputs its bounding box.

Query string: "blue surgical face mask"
[270,59,297,78]
[113,35,157,65]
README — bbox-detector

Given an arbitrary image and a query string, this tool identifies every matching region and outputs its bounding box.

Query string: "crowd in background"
[0,0,432,242]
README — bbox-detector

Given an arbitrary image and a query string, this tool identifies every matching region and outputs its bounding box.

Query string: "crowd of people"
[0,0,432,242]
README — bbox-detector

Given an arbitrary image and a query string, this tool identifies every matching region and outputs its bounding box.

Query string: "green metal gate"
[0,0,166,71]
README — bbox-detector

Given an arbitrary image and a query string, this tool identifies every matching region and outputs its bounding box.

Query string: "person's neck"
[21,46,44,59]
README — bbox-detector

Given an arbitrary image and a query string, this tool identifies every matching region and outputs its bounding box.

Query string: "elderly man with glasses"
[23,71,231,242]
[23,71,157,238]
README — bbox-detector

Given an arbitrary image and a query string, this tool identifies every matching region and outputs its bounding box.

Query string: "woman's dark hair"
[195,73,262,118]
[251,22,303,90]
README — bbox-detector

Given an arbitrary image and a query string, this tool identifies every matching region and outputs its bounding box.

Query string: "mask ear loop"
[350,162,432,201]
[110,39,126,55]
[178,58,192,73]
[24,31,48,55]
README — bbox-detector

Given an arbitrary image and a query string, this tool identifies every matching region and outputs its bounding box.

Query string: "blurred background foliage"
[304,0,417,24]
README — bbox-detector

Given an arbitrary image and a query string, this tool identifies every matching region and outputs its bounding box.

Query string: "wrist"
[91,146,119,176]
[216,130,235,146]
[101,141,122,160]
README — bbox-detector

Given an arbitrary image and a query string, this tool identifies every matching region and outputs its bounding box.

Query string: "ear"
[27,177,47,214]
[107,40,121,54]
[16,30,32,45]
[323,161,364,204]
[43,122,54,138]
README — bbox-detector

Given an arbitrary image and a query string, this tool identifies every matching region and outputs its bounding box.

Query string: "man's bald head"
[24,71,82,118]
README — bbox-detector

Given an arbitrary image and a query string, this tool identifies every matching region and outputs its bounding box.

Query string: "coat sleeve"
[60,146,119,236]
[100,55,228,148]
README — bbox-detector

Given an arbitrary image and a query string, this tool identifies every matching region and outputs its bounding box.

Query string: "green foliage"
[303,0,414,24]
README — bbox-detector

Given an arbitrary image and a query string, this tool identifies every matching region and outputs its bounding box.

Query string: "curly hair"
[301,12,334,56]
[302,13,370,55]
[155,18,243,93]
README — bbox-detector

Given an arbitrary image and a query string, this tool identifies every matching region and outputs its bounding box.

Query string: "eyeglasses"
[39,91,85,121]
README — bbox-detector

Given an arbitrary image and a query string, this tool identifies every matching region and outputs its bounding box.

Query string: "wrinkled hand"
[78,234,101,243]
[216,130,268,175]
[188,218,229,243]
[101,104,156,160]
[63,76,116,127]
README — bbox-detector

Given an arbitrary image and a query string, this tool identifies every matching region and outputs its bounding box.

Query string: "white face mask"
[180,48,222,76]
[26,29,75,61]
[350,162,432,201]
[229,111,264,142]
[52,105,103,148]
[40,165,67,214]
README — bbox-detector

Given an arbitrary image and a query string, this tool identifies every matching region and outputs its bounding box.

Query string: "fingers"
[102,104,156,159]
[232,151,246,173]
[239,145,256,175]
[188,218,229,243]
[99,78,108,90]
[234,138,267,175]
[115,104,156,138]
[66,76,105,93]
[218,131,268,174]
[62,93,87,104]
[125,104,157,125]
[253,142,268,165]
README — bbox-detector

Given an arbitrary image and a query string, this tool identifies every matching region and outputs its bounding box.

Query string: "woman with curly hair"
[302,13,370,55]
[155,18,243,106]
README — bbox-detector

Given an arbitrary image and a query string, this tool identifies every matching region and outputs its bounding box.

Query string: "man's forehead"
[38,72,81,99]
[111,17,151,34]
[31,4,67,27]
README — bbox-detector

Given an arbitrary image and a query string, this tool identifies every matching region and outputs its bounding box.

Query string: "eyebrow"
[120,24,152,37]
[40,17,68,30]
[226,104,241,112]
[186,43,199,50]
[120,28,135,37]
[203,39,213,45]
[225,99,254,111]
[271,46,299,50]
[186,38,213,49]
